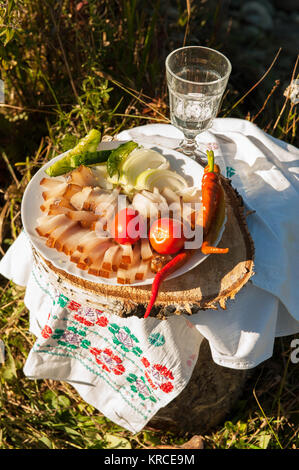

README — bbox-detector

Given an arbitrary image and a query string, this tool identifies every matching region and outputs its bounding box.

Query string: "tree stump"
[147,338,250,435]
[32,175,255,434]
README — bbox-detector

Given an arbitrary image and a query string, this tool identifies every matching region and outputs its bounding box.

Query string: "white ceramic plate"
[21,142,226,286]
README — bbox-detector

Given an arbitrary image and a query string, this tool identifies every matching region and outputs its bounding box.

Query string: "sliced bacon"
[40,177,65,190]
[45,219,77,248]
[42,183,68,201]
[41,198,74,213]
[100,244,120,272]
[119,243,133,266]
[141,238,153,261]
[52,223,82,252]
[82,239,112,266]
[65,210,100,228]
[66,165,98,187]
[62,183,82,200]
[86,241,114,275]
[70,186,93,211]
[83,188,109,212]
[135,260,150,281]
[35,214,70,238]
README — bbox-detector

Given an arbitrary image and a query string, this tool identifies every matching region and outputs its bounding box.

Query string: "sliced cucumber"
[45,129,102,176]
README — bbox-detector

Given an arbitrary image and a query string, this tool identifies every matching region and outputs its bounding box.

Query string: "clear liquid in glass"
[169,66,222,139]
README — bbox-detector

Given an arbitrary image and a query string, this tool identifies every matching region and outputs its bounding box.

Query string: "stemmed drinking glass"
[165,46,232,163]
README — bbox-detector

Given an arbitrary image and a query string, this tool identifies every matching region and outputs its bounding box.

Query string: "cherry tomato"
[149,218,186,255]
[110,208,143,245]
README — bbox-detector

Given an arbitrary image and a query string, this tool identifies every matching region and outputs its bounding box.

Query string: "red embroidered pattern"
[89,347,125,375]
[141,357,174,393]
[41,325,52,339]
[67,300,81,311]
[96,315,109,327]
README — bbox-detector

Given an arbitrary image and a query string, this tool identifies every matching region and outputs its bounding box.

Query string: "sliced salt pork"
[127,243,141,283]
[35,214,70,238]
[40,177,65,190]
[42,182,68,201]
[60,227,91,256]
[77,231,99,252]
[141,238,153,261]
[120,243,133,266]
[86,241,114,276]
[41,197,74,213]
[58,226,91,255]
[62,183,82,200]
[100,244,120,272]
[135,260,150,281]
[83,239,112,266]
[53,223,82,252]
[66,165,98,187]
[112,246,123,272]
[83,188,108,212]
[70,186,93,211]
[79,234,109,255]
[66,210,99,227]
[116,267,130,285]
[47,206,71,216]
[70,250,83,265]
[46,219,77,248]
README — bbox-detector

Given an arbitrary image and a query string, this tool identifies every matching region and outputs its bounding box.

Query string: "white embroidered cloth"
[0,118,298,433]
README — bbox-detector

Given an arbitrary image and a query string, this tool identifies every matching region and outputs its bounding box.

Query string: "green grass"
[0,280,298,449]
[0,0,298,450]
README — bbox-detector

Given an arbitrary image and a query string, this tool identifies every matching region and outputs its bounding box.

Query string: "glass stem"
[181,137,195,156]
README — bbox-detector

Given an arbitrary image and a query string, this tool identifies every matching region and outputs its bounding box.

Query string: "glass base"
[176,138,208,167]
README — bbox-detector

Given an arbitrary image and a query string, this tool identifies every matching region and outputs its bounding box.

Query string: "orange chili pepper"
[201,150,229,255]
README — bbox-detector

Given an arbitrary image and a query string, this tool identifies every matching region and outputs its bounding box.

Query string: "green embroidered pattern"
[57,294,69,308]
[226,166,236,178]
[52,326,91,350]
[108,323,142,356]
[127,373,157,402]
[148,332,165,347]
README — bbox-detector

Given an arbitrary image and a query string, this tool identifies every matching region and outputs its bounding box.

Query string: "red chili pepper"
[201,150,229,255]
[144,251,187,318]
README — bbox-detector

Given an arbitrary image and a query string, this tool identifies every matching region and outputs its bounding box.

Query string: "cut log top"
[38,175,255,319]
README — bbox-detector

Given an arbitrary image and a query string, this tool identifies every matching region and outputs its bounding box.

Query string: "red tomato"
[110,208,143,245]
[149,218,186,255]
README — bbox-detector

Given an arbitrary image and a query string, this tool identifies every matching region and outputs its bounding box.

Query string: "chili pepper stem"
[207,150,214,172]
